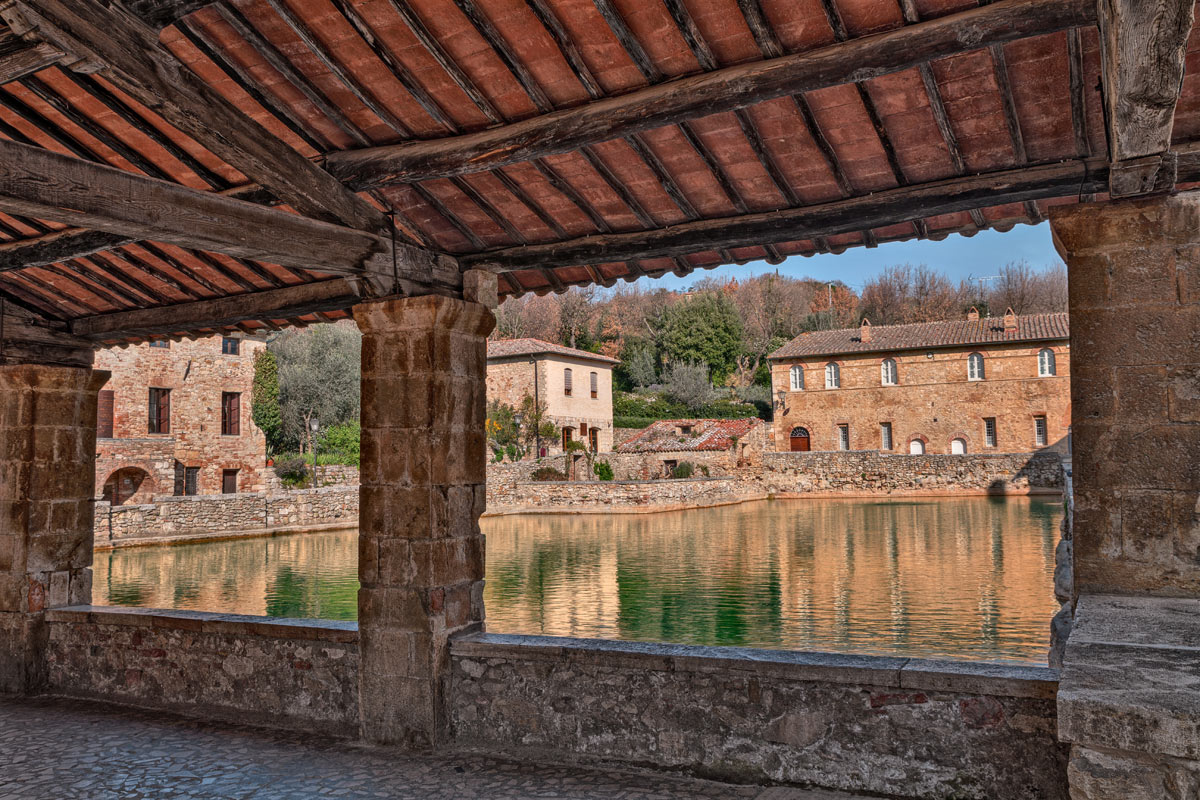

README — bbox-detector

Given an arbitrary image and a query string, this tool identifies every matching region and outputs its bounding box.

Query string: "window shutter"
[162,389,170,434]
[231,394,240,435]
[98,390,114,438]
[564,368,572,395]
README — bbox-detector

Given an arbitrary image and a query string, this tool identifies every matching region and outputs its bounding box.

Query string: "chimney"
[967,306,980,321]
[860,318,871,343]
[1003,307,1017,333]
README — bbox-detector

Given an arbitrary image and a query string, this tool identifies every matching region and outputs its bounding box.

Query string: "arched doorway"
[790,427,810,452]
[102,467,154,506]
[909,439,926,455]
[951,438,967,455]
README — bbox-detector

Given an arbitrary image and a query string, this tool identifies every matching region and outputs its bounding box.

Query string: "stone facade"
[94,336,268,501]
[769,317,1070,457]
[451,633,1068,800]
[486,340,616,454]
[44,606,358,735]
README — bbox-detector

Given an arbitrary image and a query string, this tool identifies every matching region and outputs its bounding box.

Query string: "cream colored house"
[487,339,618,455]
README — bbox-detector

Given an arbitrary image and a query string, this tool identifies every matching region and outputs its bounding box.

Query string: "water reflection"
[94,497,1062,663]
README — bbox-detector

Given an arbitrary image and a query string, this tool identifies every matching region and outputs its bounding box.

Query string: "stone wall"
[757,450,1063,496]
[43,606,359,735]
[94,486,359,547]
[450,633,1068,800]
[487,476,748,513]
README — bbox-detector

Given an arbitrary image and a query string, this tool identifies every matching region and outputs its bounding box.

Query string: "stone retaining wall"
[487,475,748,512]
[43,606,359,735]
[95,486,359,547]
[451,633,1068,800]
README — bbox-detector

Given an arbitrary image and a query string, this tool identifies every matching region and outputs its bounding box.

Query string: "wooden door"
[790,427,810,452]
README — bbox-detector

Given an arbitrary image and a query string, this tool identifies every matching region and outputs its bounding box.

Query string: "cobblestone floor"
[0,698,865,800]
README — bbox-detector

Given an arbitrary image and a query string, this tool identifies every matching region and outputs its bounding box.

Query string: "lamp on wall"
[775,388,787,413]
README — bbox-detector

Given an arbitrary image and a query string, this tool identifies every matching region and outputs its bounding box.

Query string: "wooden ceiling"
[0,0,1196,349]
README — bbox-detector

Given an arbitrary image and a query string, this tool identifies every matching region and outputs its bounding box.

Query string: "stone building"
[94,335,269,503]
[613,418,767,478]
[486,338,617,454]
[768,311,1070,456]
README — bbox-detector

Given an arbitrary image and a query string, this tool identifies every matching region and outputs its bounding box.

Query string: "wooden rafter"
[324,0,1095,187]
[0,38,67,84]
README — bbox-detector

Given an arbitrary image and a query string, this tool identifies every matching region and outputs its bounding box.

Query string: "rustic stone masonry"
[0,363,104,694]
[450,634,1068,800]
[487,477,746,513]
[43,606,358,735]
[1050,193,1200,799]
[354,295,493,747]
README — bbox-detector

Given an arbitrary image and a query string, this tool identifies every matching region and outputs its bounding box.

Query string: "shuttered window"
[564,368,573,396]
[590,371,598,398]
[148,388,170,434]
[98,390,115,439]
[221,392,241,436]
[222,469,239,494]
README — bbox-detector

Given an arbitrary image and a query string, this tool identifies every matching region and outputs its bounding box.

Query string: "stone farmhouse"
[486,338,617,455]
[769,310,1070,456]
[94,335,269,504]
[614,418,766,478]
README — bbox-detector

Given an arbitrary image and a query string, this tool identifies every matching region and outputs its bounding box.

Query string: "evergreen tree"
[656,292,743,382]
[251,348,284,455]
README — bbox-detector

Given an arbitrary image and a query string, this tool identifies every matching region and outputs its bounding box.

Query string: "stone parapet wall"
[599,449,736,480]
[757,450,1063,496]
[450,633,1068,800]
[487,476,746,513]
[95,486,359,547]
[43,606,359,735]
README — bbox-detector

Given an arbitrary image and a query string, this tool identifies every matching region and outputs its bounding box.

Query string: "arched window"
[909,438,926,455]
[563,368,573,396]
[1038,348,1056,377]
[824,362,840,389]
[967,352,985,381]
[880,358,898,386]
[951,438,967,455]
[789,365,804,391]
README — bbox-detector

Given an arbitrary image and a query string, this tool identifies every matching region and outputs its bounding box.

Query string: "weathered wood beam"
[123,0,214,31]
[1098,0,1195,196]
[325,0,1095,186]
[5,0,388,232]
[0,38,68,83]
[69,278,364,340]
[463,155,1180,272]
[0,138,459,294]
[0,305,94,366]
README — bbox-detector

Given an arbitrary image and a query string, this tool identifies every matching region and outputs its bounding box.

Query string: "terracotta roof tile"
[487,338,620,364]
[616,418,761,453]
[768,312,1069,360]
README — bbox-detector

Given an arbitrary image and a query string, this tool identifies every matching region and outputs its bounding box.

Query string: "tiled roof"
[616,418,761,453]
[768,313,1069,360]
[487,338,619,365]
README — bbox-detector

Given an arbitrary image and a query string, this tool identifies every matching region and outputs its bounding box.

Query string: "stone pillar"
[354,295,494,747]
[1050,192,1200,798]
[0,363,106,694]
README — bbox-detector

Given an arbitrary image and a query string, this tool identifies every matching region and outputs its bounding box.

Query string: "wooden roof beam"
[1099,0,1195,196]
[0,38,69,84]
[0,138,460,295]
[4,0,388,232]
[324,0,1096,187]
[463,149,1200,272]
[0,304,94,367]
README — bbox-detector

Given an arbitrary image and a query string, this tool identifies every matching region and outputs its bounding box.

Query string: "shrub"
[319,421,360,466]
[671,461,695,479]
[700,465,710,477]
[273,456,309,488]
[662,361,717,412]
[531,466,568,482]
[614,415,659,430]
[593,460,614,481]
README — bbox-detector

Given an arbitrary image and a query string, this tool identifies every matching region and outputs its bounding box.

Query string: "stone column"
[0,363,106,694]
[1050,192,1200,798]
[354,294,494,747]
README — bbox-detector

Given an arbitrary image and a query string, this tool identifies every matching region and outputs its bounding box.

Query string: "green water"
[93,496,1063,663]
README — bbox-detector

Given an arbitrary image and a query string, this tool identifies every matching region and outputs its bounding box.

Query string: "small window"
[590,371,598,399]
[589,427,599,452]
[221,392,241,436]
[968,352,985,381]
[880,422,893,451]
[880,358,898,386]
[148,388,170,434]
[984,417,997,448]
[174,465,200,497]
[663,459,678,477]
[148,340,170,349]
[837,423,850,451]
[909,439,926,455]
[825,362,841,389]
[221,336,240,356]
[222,469,238,494]
[98,390,115,439]
[1034,416,1048,447]
[1038,348,1056,377]
[564,368,573,396]
[562,427,573,450]
[789,365,805,391]
[951,438,967,455]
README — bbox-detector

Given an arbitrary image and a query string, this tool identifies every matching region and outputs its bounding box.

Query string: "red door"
[790,427,810,452]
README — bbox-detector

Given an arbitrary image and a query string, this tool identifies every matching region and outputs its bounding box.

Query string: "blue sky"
[637,221,1062,292]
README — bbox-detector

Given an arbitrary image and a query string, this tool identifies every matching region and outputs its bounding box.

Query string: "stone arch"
[908,434,929,455]
[949,432,971,455]
[102,467,155,506]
